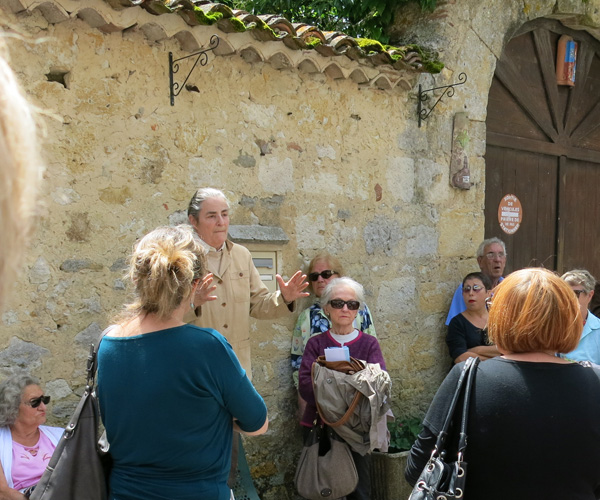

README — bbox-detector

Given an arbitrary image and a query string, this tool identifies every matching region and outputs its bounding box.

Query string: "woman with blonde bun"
[98,225,268,500]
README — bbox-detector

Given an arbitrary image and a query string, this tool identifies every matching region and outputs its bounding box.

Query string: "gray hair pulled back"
[187,188,230,219]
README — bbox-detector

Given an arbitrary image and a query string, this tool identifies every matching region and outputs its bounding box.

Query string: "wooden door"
[484,19,600,314]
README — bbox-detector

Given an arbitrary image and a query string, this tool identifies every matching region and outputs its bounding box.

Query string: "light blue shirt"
[563,311,600,365]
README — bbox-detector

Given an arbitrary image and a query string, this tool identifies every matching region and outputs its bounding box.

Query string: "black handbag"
[30,330,112,500]
[408,356,480,500]
[294,424,358,500]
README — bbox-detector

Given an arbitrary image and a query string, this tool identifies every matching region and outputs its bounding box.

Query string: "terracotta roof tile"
[7,0,443,90]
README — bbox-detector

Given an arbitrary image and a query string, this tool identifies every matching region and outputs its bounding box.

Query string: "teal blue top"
[97,324,267,500]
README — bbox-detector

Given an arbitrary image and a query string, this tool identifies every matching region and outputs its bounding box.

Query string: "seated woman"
[0,373,63,499]
[446,272,500,364]
[406,268,600,500]
[298,277,385,500]
[291,253,376,388]
[98,225,268,500]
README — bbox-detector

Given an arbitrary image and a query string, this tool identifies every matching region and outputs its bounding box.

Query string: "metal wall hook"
[417,72,467,127]
[169,34,220,106]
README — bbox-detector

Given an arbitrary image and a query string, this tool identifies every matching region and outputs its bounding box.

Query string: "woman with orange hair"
[406,268,600,500]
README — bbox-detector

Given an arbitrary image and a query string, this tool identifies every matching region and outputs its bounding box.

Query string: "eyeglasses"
[308,270,338,282]
[328,299,360,311]
[573,289,587,298]
[24,395,50,408]
[463,285,485,293]
[484,252,506,260]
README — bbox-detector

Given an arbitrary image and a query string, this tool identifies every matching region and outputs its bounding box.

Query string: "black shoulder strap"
[433,357,478,456]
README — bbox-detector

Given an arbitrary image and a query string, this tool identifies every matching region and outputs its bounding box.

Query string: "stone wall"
[1,0,598,497]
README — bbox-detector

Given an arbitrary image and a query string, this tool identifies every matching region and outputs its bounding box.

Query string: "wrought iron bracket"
[417,72,467,127]
[169,34,220,106]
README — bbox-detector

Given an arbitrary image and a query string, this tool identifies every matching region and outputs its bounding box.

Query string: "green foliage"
[388,416,422,453]
[222,0,437,43]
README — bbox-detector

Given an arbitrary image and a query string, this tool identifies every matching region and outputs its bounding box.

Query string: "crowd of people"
[1,35,600,500]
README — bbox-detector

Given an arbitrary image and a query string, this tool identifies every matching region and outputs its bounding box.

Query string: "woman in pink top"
[0,374,63,499]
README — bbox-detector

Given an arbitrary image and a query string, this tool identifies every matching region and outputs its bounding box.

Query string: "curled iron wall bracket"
[169,34,220,106]
[417,72,467,127]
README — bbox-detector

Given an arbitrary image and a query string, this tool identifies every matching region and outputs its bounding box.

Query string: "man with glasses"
[560,270,600,364]
[445,237,507,325]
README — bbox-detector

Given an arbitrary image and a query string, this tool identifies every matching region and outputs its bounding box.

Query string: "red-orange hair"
[488,268,582,354]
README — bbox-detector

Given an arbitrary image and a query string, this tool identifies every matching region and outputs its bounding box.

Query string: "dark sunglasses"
[308,270,338,282]
[328,299,360,311]
[25,395,50,408]
[573,289,586,298]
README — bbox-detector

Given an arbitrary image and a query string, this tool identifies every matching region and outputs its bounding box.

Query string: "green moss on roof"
[192,7,224,25]
[305,36,323,48]
[405,44,444,74]
[228,16,247,32]
[356,38,385,53]
[253,20,279,38]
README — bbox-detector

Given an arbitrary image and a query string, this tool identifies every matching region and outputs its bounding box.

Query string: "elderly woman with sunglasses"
[298,277,385,500]
[446,272,501,365]
[0,373,63,499]
[290,253,376,388]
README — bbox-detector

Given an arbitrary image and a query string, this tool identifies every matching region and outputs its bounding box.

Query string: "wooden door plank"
[533,29,563,135]
[563,42,596,135]
[534,155,558,269]
[570,98,600,144]
[495,55,559,142]
[487,131,600,163]
[558,158,600,278]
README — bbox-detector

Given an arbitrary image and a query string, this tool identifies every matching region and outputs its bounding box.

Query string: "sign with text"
[498,194,522,234]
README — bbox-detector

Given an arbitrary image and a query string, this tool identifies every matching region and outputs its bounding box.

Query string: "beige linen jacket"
[184,239,292,375]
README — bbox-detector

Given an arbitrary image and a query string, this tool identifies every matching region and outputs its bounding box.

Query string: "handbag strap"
[86,325,117,389]
[311,361,362,428]
[457,357,479,460]
[433,356,478,456]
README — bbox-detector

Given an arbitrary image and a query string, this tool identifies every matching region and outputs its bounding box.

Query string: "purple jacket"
[298,330,386,427]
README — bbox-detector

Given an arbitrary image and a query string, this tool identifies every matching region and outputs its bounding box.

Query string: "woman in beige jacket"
[185,187,309,375]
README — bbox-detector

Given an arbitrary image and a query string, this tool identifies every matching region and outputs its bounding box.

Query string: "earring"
[190,301,195,310]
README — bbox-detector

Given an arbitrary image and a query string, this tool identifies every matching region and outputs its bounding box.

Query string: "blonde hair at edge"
[0,43,45,308]
[487,268,582,354]
[123,226,207,321]
[307,252,345,277]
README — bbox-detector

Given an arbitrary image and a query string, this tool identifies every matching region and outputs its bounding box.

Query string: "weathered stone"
[110,258,127,272]
[363,217,402,256]
[66,212,92,242]
[229,225,289,244]
[74,322,103,346]
[233,151,256,168]
[29,257,51,284]
[45,379,73,399]
[168,210,188,226]
[60,259,102,272]
[51,400,79,420]
[2,311,18,326]
[51,187,81,205]
[0,337,49,373]
[113,279,126,290]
